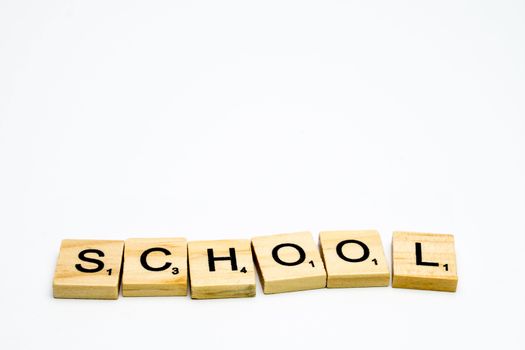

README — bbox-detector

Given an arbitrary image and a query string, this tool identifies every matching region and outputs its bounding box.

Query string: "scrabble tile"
[53,239,124,299]
[392,232,458,292]
[122,238,188,297]
[251,232,326,294]
[188,239,256,299]
[319,230,390,288]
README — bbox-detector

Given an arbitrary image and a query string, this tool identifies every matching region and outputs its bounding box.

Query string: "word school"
[53,230,458,299]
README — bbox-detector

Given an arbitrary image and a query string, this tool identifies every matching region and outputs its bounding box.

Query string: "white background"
[1,1,524,349]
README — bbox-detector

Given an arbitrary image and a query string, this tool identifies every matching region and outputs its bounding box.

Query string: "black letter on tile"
[336,239,370,263]
[272,243,306,266]
[75,249,105,273]
[140,247,172,272]
[208,248,238,271]
[415,242,439,266]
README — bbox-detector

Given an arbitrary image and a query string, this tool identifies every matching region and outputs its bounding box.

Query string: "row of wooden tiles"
[53,230,458,299]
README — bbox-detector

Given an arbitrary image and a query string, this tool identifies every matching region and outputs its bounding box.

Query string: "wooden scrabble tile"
[392,231,458,292]
[53,239,124,299]
[122,238,188,297]
[251,231,326,294]
[319,230,390,288]
[187,239,256,299]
